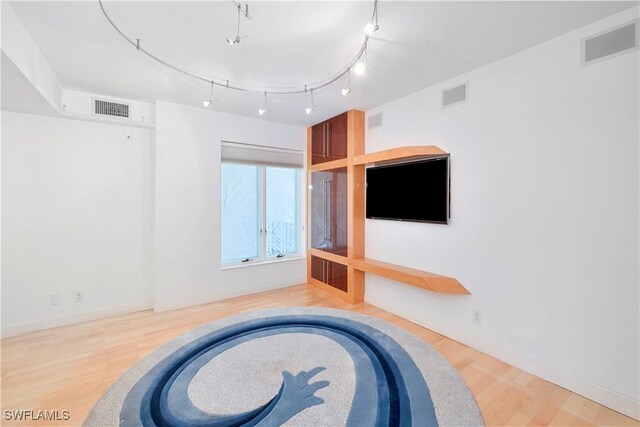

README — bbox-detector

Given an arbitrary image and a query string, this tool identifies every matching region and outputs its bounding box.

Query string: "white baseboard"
[1,279,305,338]
[365,294,640,421]
[153,277,306,313]
[1,299,154,339]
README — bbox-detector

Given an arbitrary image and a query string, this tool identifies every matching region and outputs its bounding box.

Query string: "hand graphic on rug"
[255,366,330,426]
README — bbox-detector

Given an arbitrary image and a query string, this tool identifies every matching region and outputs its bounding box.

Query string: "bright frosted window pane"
[221,164,259,263]
[266,167,298,256]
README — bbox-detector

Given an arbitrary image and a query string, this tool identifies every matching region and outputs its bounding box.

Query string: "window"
[265,167,299,256]
[221,162,302,265]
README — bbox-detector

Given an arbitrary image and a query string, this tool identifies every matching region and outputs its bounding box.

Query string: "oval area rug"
[85,307,483,426]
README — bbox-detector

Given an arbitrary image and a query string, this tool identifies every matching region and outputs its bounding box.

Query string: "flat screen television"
[366,156,450,224]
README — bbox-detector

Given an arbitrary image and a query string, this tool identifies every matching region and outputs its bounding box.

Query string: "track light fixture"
[227,3,250,46]
[364,0,380,35]
[202,81,217,108]
[364,23,379,35]
[305,88,315,114]
[98,0,380,112]
[258,91,267,116]
[341,68,352,96]
[354,44,368,76]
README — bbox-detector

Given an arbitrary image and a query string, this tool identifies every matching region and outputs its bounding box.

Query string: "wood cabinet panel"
[311,123,326,165]
[310,168,347,256]
[328,113,348,161]
[310,113,348,165]
[328,261,348,292]
[310,255,348,293]
[310,256,325,283]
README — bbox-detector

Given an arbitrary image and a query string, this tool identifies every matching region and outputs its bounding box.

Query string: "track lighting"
[258,91,267,116]
[341,68,352,96]
[364,23,379,35]
[305,89,315,114]
[354,43,368,76]
[99,0,379,100]
[364,0,380,35]
[202,81,217,108]
[227,3,249,46]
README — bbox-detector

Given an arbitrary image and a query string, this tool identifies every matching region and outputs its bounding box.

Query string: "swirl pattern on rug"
[85,308,483,427]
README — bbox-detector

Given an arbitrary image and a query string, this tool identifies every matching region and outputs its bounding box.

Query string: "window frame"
[221,161,305,267]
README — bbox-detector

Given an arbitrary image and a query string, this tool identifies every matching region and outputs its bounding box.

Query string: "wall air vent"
[442,82,468,108]
[93,99,130,118]
[368,112,383,129]
[582,20,638,66]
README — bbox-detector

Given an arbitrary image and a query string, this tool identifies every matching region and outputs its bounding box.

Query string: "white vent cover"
[582,20,638,65]
[442,83,468,108]
[94,99,130,118]
[368,112,383,129]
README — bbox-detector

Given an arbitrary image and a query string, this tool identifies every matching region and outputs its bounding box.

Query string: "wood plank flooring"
[1,284,637,426]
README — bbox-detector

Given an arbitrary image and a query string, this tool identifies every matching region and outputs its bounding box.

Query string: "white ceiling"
[7,1,637,126]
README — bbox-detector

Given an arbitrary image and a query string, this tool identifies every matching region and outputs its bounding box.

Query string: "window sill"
[220,256,306,271]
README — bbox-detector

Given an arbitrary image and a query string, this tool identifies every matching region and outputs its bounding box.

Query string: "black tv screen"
[366,157,450,224]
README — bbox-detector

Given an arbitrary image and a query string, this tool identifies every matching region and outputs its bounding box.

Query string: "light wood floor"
[1,284,637,427]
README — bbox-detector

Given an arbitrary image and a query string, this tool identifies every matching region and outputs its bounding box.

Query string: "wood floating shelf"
[309,158,348,172]
[352,145,447,165]
[308,248,348,266]
[349,257,470,295]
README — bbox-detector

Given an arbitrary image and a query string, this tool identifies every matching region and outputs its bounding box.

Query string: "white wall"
[0,100,306,333]
[364,8,639,418]
[154,102,307,311]
[1,111,154,336]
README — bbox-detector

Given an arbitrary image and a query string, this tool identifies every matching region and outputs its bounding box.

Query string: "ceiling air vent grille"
[583,20,638,65]
[442,82,468,108]
[368,112,383,129]
[94,99,130,118]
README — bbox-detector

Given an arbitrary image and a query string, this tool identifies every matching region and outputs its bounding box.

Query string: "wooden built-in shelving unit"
[307,111,470,303]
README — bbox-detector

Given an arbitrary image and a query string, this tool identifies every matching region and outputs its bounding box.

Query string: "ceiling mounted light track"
[98,0,379,111]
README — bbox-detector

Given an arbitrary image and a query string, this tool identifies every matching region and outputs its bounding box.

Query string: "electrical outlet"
[74,290,84,303]
[472,309,482,325]
[50,294,61,306]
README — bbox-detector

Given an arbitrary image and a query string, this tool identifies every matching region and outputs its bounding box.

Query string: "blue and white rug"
[85,307,483,426]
